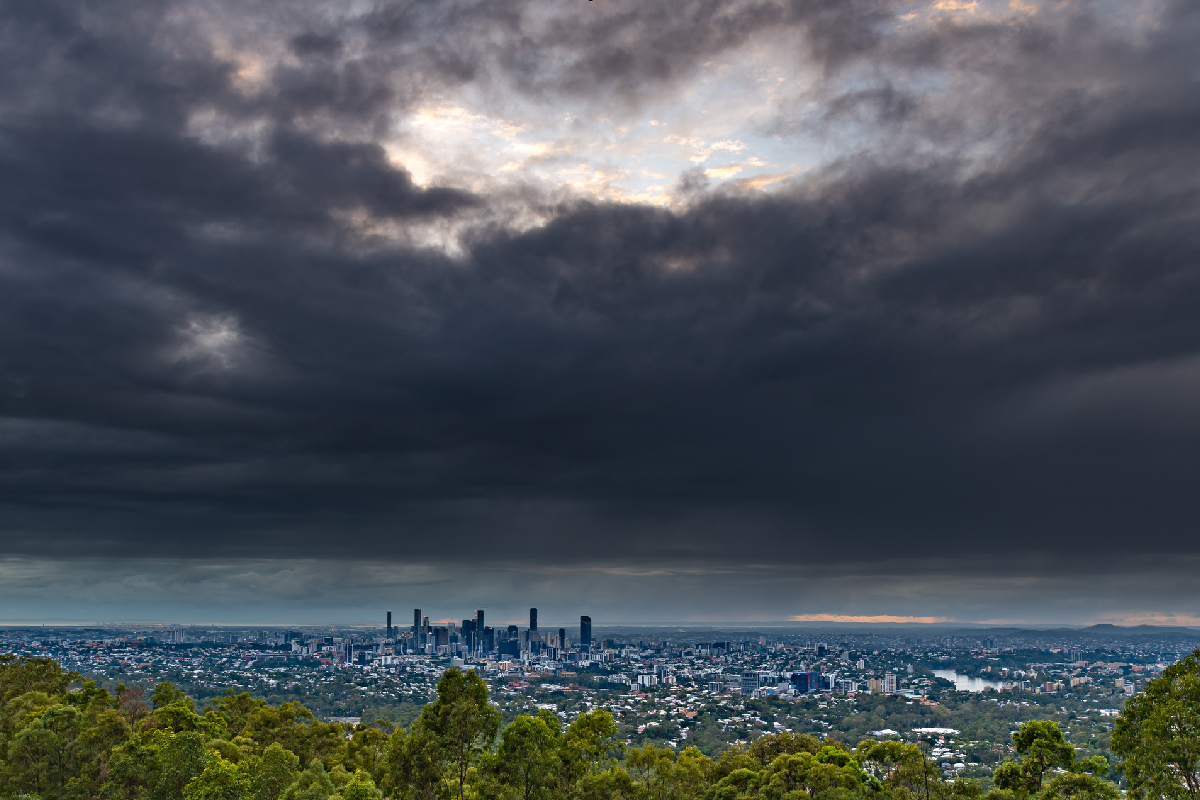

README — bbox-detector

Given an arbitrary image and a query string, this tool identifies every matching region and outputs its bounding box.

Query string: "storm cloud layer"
[2,0,1200,622]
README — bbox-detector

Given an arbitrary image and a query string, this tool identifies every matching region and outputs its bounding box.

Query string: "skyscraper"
[413,609,421,639]
[558,627,566,649]
[386,611,392,639]
[580,615,592,651]
[530,608,537,632]
[462,619,476,650]
[476,609,485,640]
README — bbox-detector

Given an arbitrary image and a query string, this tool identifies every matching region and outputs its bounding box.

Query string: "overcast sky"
[2,0,1200,626]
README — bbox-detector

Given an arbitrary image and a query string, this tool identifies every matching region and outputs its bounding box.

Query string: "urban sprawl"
[4,612,1194,784]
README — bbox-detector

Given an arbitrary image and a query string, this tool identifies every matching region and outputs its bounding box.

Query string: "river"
[933,669,1006,692]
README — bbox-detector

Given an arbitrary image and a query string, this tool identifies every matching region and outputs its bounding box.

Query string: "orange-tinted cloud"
[790,614,954,624]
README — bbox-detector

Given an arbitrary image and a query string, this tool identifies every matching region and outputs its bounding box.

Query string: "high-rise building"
[580,616,592,650]
[413,609,421,639]
[558,628,566,649]
[387,611,392,639]
[477,609,485,638]
[883,672,897,695]
[530,608,538,632]
[790,671,819,694]
[461,619,476,650]
[422,615,430,648]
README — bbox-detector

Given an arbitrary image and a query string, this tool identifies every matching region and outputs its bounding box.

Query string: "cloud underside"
[1,0,1199,615]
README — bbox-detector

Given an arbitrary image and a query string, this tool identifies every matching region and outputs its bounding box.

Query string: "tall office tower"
[507,624,518,639]
[580,616,592,650]
[387,611,392,639]
[413,609,421,638]
[530,608,538,631]
[422,615,430,648]
[461,619,475,650]
[558,628,566,649]
[476,609,485,637]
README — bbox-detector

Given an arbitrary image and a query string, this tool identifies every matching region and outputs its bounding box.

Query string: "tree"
[0,656,77,704]
[281,761,337,800]
[413,668,500,800]
[483,710,562,800]
[395,721,448,800]
[1113,648,1200,800]
[101,733,165,800]
[245,743,300,800]
[211,692,270,740]
[858,740,940,800]
[152,682,193,710]
[557,708,623,793]
[340,768,383,800]
[184,754,251,800]
[378,724,408,799]
[334,727,389,786]
[152,731,210,800]
[1040,772,1121,800]
[994,720,1077,792]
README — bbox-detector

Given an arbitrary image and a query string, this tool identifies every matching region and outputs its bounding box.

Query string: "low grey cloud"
[0,0,1198,620]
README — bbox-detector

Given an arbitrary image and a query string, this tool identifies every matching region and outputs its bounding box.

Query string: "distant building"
[500,625,520,657]
[558,628,566,649]
[580,616,592,650]
[386,611,392,639]
[884,672,897,694]
[461,619,475,650]
[477,609,485,642]
[790,671,818,694]
[530,608,538,632]
[413,609,421,640]
[740,671,760,694]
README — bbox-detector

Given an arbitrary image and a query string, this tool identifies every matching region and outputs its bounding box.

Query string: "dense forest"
[1,650,1194,800]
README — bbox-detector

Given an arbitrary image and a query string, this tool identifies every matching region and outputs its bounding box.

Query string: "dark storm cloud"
[362,0,892,106]
[1,0,1199,583]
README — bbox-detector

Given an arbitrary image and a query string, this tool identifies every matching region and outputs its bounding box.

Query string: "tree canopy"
[0,655,1140,800]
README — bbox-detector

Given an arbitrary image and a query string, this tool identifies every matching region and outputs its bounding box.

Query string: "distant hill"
[1083,623,1198,635]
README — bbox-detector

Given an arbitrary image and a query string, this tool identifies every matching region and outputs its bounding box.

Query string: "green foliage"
[155,731,210,800]
[0,656,78,705]
[183,754,252,800]
[151,683,193,711]
[0,655,1140,800]
[331,727,388,786]
[411,667,500,800]
[1038,772,1120,800]
[482,709,562,800]
[281,762,336,800]
[338,769,382,800]
[245,743,301,800]
[992,720,1077,792]
[1113,647,1200,800]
